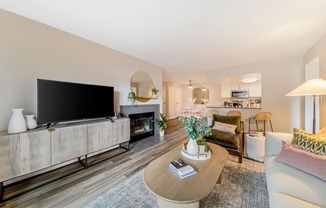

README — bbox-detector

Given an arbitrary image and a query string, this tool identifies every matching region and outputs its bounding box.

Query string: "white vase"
[187,138,199,155]
[8,108,27,134]
[25,115,38,130]
[159,130,165,137]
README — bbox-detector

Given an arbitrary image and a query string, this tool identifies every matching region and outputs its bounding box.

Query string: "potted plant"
[255,98,261,107]
[178,116,211,155]
[151,87,159,98]
[154,113,168,136]
[128,92,136,105]
[197,139,210,153]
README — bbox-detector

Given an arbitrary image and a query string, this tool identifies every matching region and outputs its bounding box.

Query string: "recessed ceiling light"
[241,78,257,83]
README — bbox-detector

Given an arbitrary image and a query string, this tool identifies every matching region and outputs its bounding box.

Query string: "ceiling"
[1,0,326,82]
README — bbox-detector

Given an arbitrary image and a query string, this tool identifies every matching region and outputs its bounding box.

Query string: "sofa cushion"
[205,129,239,149]
[213,114,241,133]
[277,141,326,181]
[265,155,326,208]
[211,121,237,134]
[292,128,326,155]
[265,132,293,157]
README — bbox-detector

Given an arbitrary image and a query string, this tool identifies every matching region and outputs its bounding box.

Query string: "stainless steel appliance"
[231,90,249,98]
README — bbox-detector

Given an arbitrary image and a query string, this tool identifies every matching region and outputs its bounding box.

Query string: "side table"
[245,134,265,162]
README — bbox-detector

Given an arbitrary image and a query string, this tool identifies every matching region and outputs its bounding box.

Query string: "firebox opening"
[129,112,155,143]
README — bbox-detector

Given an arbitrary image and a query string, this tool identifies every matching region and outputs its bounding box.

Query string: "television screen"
[37,79,114,124]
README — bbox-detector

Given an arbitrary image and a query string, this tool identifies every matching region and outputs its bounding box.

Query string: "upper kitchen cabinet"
[221,83,241,98]
[221,81,261,98]
[240,81,261,97]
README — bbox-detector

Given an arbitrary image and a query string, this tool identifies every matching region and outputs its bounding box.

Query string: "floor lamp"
[286,78,326,134]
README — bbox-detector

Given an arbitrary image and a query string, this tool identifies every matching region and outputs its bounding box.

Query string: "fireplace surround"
[120,104,160,142]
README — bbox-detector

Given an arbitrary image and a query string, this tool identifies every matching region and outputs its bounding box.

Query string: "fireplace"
[129,112,155,143]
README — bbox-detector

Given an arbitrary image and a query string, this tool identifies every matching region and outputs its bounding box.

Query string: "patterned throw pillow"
[291,128,326,156]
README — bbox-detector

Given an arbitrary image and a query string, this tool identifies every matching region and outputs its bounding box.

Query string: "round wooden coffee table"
[144,143,229,208]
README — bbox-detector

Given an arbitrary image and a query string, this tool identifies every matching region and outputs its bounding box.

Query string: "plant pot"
[159,130,165,137]
[186,138,199,155]
[199,145,206,153]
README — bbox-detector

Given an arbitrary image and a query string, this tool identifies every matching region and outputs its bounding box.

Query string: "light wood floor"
[0,119,186,208]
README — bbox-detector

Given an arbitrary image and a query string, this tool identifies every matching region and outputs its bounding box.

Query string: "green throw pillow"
[291,128,326,156]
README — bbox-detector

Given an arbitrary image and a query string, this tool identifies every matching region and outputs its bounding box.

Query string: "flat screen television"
[37,79,114,126]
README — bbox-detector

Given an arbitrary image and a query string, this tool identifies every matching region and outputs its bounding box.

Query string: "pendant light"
[188,80,193,89]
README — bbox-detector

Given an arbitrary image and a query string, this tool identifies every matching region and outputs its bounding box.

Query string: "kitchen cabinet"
[222,82,261,98]
[221,84,240,98]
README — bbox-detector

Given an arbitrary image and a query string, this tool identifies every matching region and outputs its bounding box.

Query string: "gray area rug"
[81,156,269,208]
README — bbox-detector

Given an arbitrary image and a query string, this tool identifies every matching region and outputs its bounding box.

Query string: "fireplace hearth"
[129,112,155,143]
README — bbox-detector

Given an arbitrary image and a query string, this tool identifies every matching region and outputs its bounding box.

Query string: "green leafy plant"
[197,139,210,152]
[255,98,261,104]
[151,87,159,95]
[128,92,136,105]
[178,116,211,140]
[154,113,168,131]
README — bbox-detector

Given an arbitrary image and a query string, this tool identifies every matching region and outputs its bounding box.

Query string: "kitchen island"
[205,106,263,134]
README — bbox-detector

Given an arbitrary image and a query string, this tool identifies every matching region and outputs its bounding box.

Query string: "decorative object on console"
[286,78,326,134]
[154,113,168,136]
[178,116,211,155]
[8,108,27,134]
[25,115,38,129]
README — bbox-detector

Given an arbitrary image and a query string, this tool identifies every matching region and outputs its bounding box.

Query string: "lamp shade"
[286,78,326,96]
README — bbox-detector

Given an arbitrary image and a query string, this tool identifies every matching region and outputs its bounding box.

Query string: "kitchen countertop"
[206,106,261,109]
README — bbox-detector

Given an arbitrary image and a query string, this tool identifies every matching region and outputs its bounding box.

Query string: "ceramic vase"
[187,138,199,155]
[8,108,27,134]
[25,115,38,130]
[159,130,165,137]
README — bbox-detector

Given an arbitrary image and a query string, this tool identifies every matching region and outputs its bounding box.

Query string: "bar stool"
[249,112,273,134]
[227,110,241,116]
[205,110,219,117]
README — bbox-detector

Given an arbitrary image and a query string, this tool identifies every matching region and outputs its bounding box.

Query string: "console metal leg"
[0,182,3,202]
[78,156,88,168]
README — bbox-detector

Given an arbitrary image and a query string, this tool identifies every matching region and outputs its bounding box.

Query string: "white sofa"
[264,132,326,208]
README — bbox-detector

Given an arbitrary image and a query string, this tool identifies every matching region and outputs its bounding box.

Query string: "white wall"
[304,34,326,129]
[207,57,304,133]
[0,9,162,131]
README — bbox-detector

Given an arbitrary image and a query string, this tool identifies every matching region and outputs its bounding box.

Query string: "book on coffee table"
[169,159,197,179]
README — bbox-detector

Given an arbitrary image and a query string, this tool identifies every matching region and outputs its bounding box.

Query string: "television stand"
[0,118,130,202]
[106,117,115,123]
